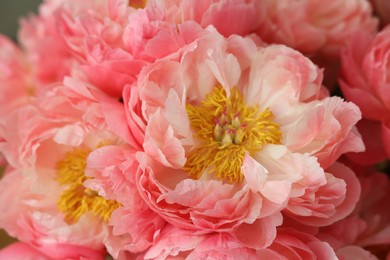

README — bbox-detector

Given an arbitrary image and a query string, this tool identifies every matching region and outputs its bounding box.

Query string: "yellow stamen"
[129,0,147,9]
[184,86,282,183]
[56,148,120,224]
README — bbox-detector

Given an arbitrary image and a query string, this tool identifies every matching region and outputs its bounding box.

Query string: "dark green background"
[0,0,41,40]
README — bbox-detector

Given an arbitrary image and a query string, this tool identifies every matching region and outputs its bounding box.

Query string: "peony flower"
[55,0,217,98]
[147,0,377,60]
[124,24,363,249]
[339,25,390,159]
[256,0,378,88]
[144,225,337,259]
[0,1,381,258]
[0,35,32,117]
[257,228,337,260]
[318,171,390,259]
[0,168,108,258]
[11,0,156,100]
[257,0,378,58]
[122,20,229,148]
[54,0,142,97]
[0,241,105,260]
[0,36,32,164]
[0,242,51,260]
[18,0,79,88]
[285,162,361,227]
[336,246,379,260]
[85,145,167,255]
[146,0,266,38]
[143,0,378,89]
[0,77,138,258]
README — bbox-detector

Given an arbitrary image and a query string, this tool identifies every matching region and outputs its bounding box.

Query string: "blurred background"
[0,0,41,40]
[0,0,41,249]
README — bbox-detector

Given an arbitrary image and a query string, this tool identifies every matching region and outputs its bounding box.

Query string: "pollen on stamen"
[184,86,282,183]
[56,148,121,224]
[129,0,147,9]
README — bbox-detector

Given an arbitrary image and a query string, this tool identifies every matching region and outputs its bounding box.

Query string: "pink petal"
[232,213,282,250]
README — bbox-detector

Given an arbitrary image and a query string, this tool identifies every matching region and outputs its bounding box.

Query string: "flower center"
[56,148,120,224]
[184,86,282,183]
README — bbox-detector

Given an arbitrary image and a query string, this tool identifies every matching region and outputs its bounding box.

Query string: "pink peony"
[0,35,31,117]
[144,0,378,89]
[0,241,105,260]
[85,145,166,256]
[121,21,220,149]
[336,246,378,260]
[128,0,374,99]
[147,0,377,59]
[285,162,361,227]
[256,0,378,88]
[18,0,78,88]
[124,24,363,249]
[0,242,50,260]
[340,25,390,159]
[257,228,337,260]
[0,36,32,165]
[318,171,390,259]
[0,77,137,258]
[0,1,380,258]
[146,0,266,38]
[55,0,217,98]
[144,225,337,259]
[257,0,378,58]
[55,0,143,97]
[0,168,108,258]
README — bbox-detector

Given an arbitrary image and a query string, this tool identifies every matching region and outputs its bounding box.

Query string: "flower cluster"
[0,0,389,259]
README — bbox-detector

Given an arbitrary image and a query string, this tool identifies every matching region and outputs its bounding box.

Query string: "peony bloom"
[318,171,390,259]
[336,246,379,260]
[0,34,33,165]
[124,24,363,250]
[0,35,32,117]
[85,145,167,255]
[145,0,266,38]
[0,241,104,260]
[55,0,216,98]
[0,168,108,259]
[18,0,78,88]
[144,225,337,259]
[0,77,139,258]
[0,242,51,260]
[284,162,361,227]
[147,0,377,59]
[339,25,390,159]
[257,0,378,58]
[256,0,378,88]
[54,0,142,97]
[0,1,381,258]
[143,0,378,89]
[257,228,337,260]
[15,0,153,99]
